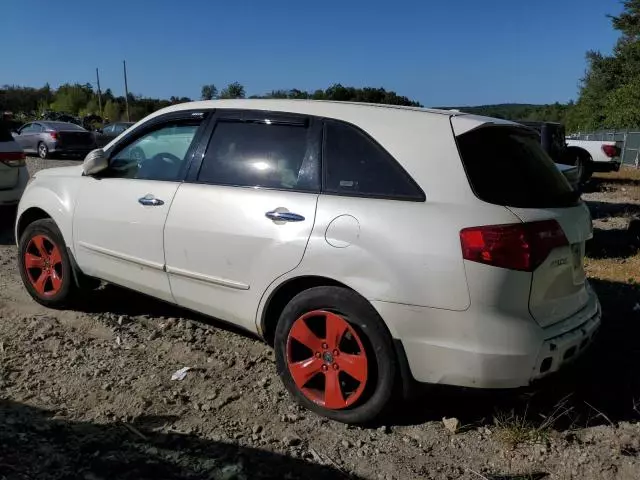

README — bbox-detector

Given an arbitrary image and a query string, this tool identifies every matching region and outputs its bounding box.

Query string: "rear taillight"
[460,220,568,272]
[602,144,620,158]
[0,151,26,167]
[48,131,59,140]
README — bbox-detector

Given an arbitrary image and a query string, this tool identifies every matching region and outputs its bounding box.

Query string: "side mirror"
[83,149,109,176]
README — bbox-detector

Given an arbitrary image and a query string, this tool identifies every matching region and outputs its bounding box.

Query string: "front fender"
[15,179,81,253]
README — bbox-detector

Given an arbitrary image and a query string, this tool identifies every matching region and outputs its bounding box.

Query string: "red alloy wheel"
[286,310,368,410]
[24,235,64,297]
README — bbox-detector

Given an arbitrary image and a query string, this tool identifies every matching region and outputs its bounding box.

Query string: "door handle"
[265,210,305,222]
[138,194,164,206]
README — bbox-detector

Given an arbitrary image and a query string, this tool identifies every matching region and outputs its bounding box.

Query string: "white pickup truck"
[565,138,622,181]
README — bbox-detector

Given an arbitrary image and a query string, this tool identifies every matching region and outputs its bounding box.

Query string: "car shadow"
[0,206,16,246]
[73,283,260,341]
[389,278,640,431]
[585,200,640,221]
[0,399,357,480]
[583,176,640,192]
[587,227,640,259]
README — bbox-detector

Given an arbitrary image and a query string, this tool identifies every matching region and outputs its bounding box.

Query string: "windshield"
[456,126,579,208]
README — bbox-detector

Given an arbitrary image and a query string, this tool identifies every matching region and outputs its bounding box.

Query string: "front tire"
[275,286,397,424]
[18,219,77,308]
[38,142,49,159]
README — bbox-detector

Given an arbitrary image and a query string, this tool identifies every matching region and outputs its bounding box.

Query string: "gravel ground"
[1,159,640,479]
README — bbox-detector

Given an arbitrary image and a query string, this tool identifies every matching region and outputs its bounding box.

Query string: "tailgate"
[509,203,593,327]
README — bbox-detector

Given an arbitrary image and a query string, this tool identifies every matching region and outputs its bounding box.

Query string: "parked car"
[15,100,600,424]
[12,121,97,159]
[565,138,622,181]
[0,123,29,207]
[94,122,135,148]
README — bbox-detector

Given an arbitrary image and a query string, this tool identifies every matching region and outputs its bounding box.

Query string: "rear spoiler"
[450,115,521,136]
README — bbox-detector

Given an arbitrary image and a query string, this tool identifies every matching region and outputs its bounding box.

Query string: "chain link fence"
[568,130,640,167]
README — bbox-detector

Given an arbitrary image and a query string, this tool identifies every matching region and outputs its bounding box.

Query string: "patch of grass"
[493,410,550,448]
[493,397,574,448]
[595,166,640,182]
[586,255,640,285]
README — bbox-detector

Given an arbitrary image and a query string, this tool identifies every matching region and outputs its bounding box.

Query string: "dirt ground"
[1,159,640,480]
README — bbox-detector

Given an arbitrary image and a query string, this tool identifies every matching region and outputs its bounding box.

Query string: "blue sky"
[2,0,623,106]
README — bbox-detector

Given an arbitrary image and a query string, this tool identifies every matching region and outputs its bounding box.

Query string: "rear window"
[456,126,578,208]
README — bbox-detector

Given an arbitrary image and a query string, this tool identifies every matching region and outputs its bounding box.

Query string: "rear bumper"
[591,160,621,173]
[0,167,29,205]
[374,283,601,389]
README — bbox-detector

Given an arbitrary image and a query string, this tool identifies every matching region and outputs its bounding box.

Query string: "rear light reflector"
[601,144,620,158]
[0,151,26,167]
[460,220,568,272]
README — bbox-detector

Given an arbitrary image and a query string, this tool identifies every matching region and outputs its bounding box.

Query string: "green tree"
[103,100,121,122]
[570,1,640,129]
[219,82,246,99]
[201,84,218,100]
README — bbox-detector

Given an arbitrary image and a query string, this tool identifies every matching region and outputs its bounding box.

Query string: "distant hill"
[434,103,571,123]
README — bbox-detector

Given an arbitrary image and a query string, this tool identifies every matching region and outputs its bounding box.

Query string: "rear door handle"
[265,210,305,222]
[139,194,164,206]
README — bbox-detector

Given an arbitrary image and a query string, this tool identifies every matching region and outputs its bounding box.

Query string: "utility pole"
[123,60,130,121]
[95,68,102,118]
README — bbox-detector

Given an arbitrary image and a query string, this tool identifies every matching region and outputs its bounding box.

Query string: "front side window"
[102,124,115,134]
[197,119,319,191]
[20,124,33,134]
[107,121,201,181]
[323,121,424,200]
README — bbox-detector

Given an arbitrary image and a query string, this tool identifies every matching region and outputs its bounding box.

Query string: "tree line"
[1,2,639,132]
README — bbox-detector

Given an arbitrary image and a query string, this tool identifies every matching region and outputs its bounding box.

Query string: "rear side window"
[323,121,424,200]
[456,126,577,208]
[198,120,320,191]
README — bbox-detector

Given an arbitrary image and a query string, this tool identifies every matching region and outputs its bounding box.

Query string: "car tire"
[575,154,593,184]
[274,286,397,424]
[18,219,77,308]
[38,142,49,159]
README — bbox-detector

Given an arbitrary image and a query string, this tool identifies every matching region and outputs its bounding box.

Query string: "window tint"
[107,121,201,181]
[102,125,115,134]
[32,124,44,133]
[456,126,578,208]
[113,124,127,134]
[198,120,319,191]
[20,124,33,133]
[323,121,423,200]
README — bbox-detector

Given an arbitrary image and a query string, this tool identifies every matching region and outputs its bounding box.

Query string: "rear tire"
[275,286,397,424]
[575,154,593,184]
[18,219,77,308]
[38,142,49,159]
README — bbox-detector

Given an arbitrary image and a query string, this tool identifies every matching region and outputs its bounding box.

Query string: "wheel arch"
[566,145,592,163]
[259,275,350,346]
[16,186,76,252]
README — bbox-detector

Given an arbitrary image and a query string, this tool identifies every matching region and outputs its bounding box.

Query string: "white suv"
[15,100,601,424]
[0,124,29,206]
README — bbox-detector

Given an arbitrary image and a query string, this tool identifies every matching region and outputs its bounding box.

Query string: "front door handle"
[138,194,164,206]
[265,210,305,222]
